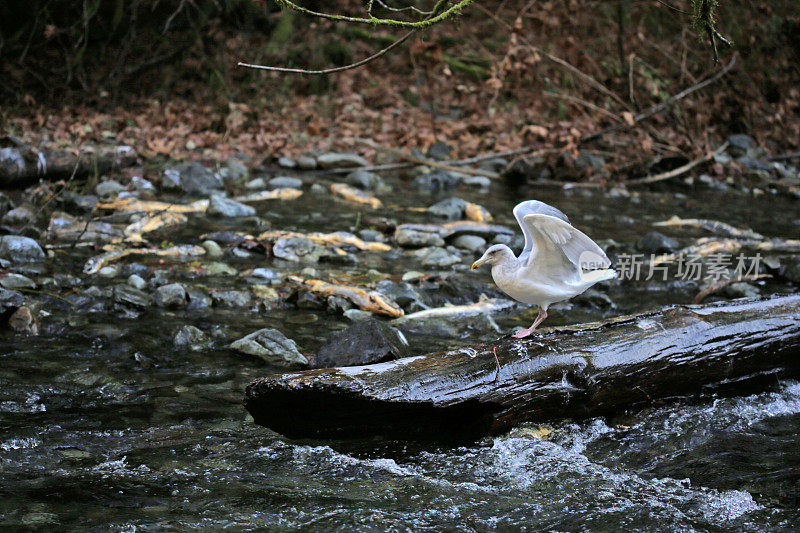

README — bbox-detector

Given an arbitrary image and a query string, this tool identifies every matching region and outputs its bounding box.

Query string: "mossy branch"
[274,0,475,29]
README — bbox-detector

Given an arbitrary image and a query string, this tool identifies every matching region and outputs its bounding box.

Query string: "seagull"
[471,200,616,338]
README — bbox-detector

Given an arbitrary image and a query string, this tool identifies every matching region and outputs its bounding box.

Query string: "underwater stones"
[316,152,368,169]
[153,283,188,308]
[0,236,45,264]
[313,318,409,368]
[636,232,679,254]
[173,325,212,351]
[273,237,326,263]
[394,228,445,248]
[229,328,308,366]
[207,195,256,218]
[427,197,467,221]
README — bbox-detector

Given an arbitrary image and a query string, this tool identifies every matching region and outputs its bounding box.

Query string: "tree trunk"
[244,295,800,441]
[0,140,138,187]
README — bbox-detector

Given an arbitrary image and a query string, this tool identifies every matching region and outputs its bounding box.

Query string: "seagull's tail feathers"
[579,268,616,287]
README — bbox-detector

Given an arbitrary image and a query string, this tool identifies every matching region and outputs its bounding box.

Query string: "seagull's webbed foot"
[511,308,548,339]
[512,327,535,339]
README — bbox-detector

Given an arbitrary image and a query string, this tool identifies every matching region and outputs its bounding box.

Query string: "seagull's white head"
[471,244,515,270]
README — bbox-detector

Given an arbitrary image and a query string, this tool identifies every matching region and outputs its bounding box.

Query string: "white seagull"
[471,200,616,338]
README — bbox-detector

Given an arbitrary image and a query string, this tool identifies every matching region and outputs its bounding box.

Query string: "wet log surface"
[245,295,800,441]
[0,140,138,186]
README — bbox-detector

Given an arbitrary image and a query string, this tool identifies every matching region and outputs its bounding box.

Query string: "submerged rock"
[395,227,445,248]
[313,318,409,368]
[8,305,38,334]
[418,247,462,268]
[412,170,460,192]
[427,197,467,221]
[346,170,384,191]
[636,232,679,254]
[316,152,368,169]
[453,234,486,252]
[153,283,188,307]
[211,289,251,308]
[2,205,36,226]
[269,176,302,189]
[273,237,326,263]
[113,284,151,308]
[0,273,35,290]
[229,328,308,366]
[127,274,147,290]
[207,195,256,218]
[95,180,126,197]
[174,325,212,351]
[0,236,45,264]
[166,162,223,194]
[201,240,224,259]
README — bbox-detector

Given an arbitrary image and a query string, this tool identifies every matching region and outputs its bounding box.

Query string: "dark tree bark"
[0,140,138,187]
[245,295,800,441]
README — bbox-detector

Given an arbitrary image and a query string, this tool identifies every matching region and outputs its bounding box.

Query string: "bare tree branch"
[238,29,416,74]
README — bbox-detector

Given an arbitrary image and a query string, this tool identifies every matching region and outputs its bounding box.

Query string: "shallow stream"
[2,171,799,530]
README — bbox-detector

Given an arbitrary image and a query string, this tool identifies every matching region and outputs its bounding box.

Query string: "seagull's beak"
[471,257,486,270]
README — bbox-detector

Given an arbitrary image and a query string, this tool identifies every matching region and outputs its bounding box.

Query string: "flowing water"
[1,173,799,530]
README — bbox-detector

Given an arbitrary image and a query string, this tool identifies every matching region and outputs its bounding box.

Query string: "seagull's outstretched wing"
[513,201,569,255]
[521,214,611,281]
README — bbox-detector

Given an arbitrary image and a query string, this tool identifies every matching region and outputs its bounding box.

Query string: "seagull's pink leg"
[512,308,548,338]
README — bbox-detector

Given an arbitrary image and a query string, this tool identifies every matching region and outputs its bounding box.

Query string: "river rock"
[453,234,486,252]
[273,237,326,263]
[269,176,302,189]
[205,262,237,276]
[2,205,36,226]
[229,328,308,366]
[95,180,126,197]
[636,232,679,254]
[8,305,38,334]
[726,133,756,156]
[220,158,248,181]
[427,197,467,221]
[0,273,35,290]
[358,229,385,243]
[395,227,445,248]
[127,274,147,290]
[131,175,155,193]
[211,290,251,308]
[0,236,45,263]
[375,280,428,312]
[296,155,317,170]
[0,288,24,315]
[174,325,212,351]
[278,156,297,169]
[346,170,383,191]
[153,283,188,307]
[418,247,462,268]
[245,177,266,190]
[327,295,353,314]
[201,240,224,259]
[316,152,368,169]
[97,266,119,278]
[207,195,256,218]
[113,284,151,308]
[412,170,459,192]
[167,162,223,194]
[313,318,409,368]
[427,141,452,160]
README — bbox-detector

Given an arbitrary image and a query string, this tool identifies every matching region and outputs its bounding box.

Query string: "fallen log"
[245,295,800,441]
[0,139,138,187]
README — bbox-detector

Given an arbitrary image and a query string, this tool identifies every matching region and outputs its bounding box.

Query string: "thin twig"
[356,139,500,178]
[239,29,416,74]
[623,142,728,185]
[543,90,624,122]
[654,0,690,15]
[580,54,737,145]
[476,3,631,110]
